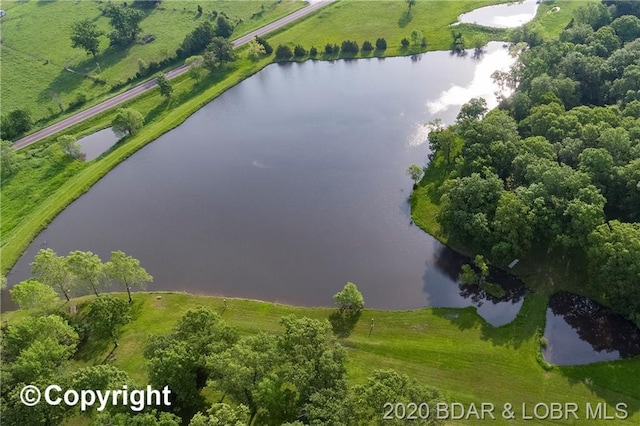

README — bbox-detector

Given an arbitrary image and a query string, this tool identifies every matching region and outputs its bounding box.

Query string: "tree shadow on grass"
[329,309,362,338]
[398,10,413,28]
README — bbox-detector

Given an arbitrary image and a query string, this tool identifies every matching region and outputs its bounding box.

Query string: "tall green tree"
[87,297,131,347]
[104,251,153,303]
[215,15,234,38]
[57,134,82,159]
[32,248,73,301]
[112,108,144,137]
[65,250,104,297]
[1,140,19,176]
[406,164,424,186]
[70,18,102,58]
[104,3,144,46]
[333,282,365,312]
[155,72,173,100]
[10,280,60,315]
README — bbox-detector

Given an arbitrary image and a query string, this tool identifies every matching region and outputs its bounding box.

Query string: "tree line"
[423,1,640,325]
[2,269,444,425]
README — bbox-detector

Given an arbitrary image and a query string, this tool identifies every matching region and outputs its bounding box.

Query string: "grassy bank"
[0,0,304,123]
[4,291,639,425]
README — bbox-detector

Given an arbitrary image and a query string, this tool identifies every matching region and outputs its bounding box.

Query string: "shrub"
[375,37,387,50]
[401,37,410,48]
[254,36,273,55]
[362,40,373,51]
[341,40,359,54]
[309,46,318,57]
[324,43,339,54]
[275,44,293,59]
[293,44,307,57]
[421,37,428,47]
[67,93,87,111]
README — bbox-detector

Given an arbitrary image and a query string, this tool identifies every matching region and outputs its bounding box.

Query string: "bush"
[324,43,339,54]
[362,40,373,51]
[275,44,293,59]
[309,46,318,57]
[421,37,428,47]
[293,44,307,57]
[254,35,273,55]
[375,37,387,50]
[67,93,87,111]
[341,40,359,54]
[401,38,410,48]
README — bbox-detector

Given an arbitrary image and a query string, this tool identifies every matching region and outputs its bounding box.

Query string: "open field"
[3,291,639,425]
[0,0,304,122]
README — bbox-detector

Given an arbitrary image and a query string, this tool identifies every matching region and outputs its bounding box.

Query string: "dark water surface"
[543,292,640,365]
[77,127,120,161]
[6,43,526,325]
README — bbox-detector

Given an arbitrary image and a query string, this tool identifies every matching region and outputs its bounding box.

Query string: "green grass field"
[0,0,303,122]
[4,291,639,425]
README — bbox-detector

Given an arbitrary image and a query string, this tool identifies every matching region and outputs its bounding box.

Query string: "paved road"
[13,0,333,149]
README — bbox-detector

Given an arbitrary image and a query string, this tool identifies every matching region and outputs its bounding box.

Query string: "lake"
[5,42,525,326]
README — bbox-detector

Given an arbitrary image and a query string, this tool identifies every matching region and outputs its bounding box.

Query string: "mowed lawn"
[0,0,303,122]
[5,291,636,425]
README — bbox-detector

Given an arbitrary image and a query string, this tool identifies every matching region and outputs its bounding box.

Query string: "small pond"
[76,127,120,161]
[543,292,640,365]
[457,0,540,28]
[5,43,524,326]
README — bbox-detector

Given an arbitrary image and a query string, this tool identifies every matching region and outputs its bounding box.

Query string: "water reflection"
[543,292,640,365]
[76,127,120,161]
[426,245,527,326]
[457,0,540,29]
[426,45,515,114]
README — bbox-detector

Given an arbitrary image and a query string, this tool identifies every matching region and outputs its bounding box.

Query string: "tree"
[333,282,364,312]
[146,307,238,414]
[341,40,359,54]
[205,37,236,65]
[104,250,153,303]
[406,164,424,186]
[57,134,82,159]
[254,36,273,55]
[70,19,102,58]
[190,404,250,426]
[1,109,32,140]
[401,37,410,48]
[87,297,131,347]
[427,126,459,165]
[111,108,144,137]
[2,314,79,384]
[411,29,424,46]
[275,44,293,59]
[375,38,387,50]
[185,55,205,82]
[31,248,73,301]
[10,280,60,315]
[103,3,144,47]
[362,40,373,51]
[94,410,180,426]
[457,97,488,122]
[351,370,444,426]
[215,15,234,38]
[65,250,104,296]
[1,140,19,176]
[293,44,307,57]
[588,221,640,324]
[247,39,266,61]
[155,72,173,100]
[178,21,215,58]
[611,15,640,43]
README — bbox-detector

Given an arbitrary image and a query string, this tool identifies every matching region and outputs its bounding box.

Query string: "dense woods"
[428,2,640,325]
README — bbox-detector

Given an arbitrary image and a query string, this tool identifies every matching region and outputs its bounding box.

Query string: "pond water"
[76,127,120,161]
[543,292,640,365]
[457,0,540,28]
[5,42,525,326]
